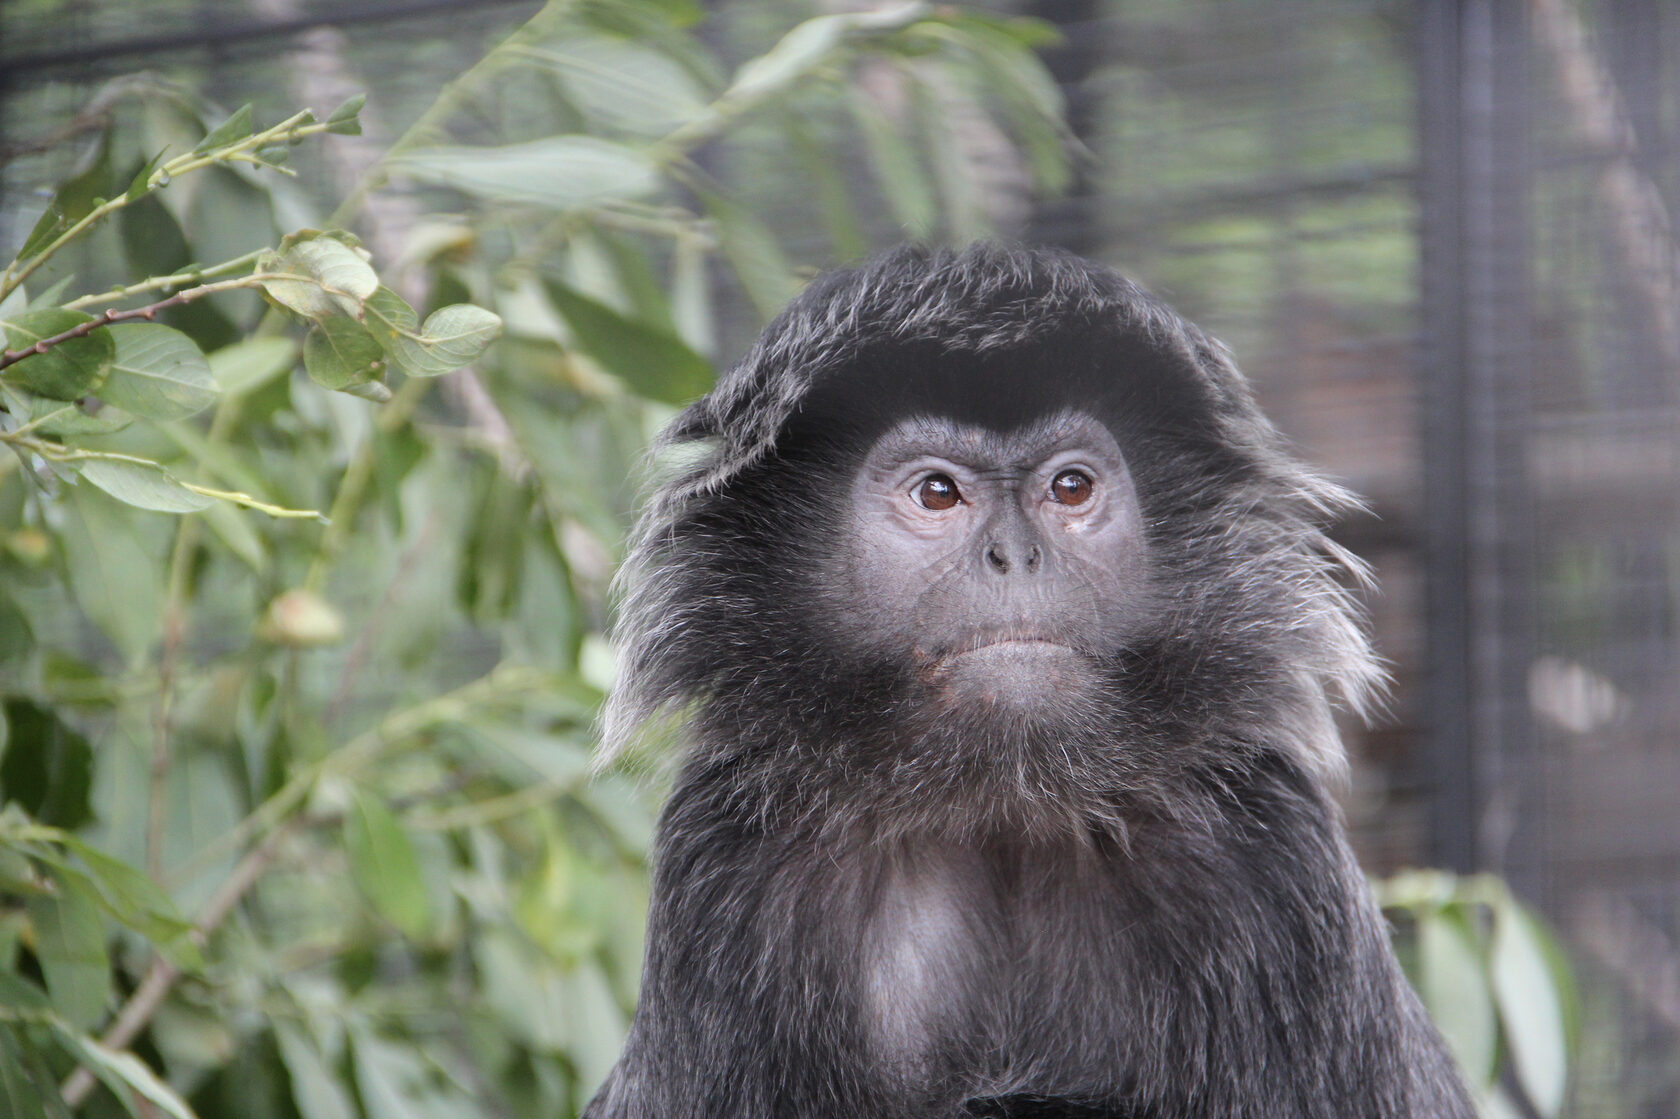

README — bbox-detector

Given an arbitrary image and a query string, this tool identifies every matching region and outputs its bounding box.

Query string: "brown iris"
[1050,469,1094,506]
[914,473,962,510]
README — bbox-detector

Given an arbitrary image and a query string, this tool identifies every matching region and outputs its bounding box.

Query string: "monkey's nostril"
[986,544,1011,573]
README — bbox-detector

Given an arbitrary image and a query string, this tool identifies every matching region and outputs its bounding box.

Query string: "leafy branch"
[0,99,363,304]
[0,275,277,373]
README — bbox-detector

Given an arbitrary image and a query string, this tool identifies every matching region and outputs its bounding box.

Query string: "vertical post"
[1417,0,1539,884]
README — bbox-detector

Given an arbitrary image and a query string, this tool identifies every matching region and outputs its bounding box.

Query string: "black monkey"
[585,245,1475,1119]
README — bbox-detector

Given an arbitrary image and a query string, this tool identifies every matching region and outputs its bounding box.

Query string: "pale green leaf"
[99,323,218,420]
[198,499,264,570]
[364,288,501,377]
[850,86,938,235]
[56,838,201,970]
[1417,909,1498,1088]
[722,3,925,101]
[1490,902,1569,1116]
[257,232,379,321]
[78,458,215,514]
[701,191,802,316]
[207,336,297,395]
[52,1025,198,1119]
[275,1022,356,1119]
[395,136,659,209]
[538,36,710,134]
[60,486,161,662]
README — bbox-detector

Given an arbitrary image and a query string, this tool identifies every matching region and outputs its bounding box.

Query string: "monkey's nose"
[985,540,1042,574]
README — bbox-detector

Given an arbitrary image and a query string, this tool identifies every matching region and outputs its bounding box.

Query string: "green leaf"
[0,700,92,830]
[721,15,847,101]
[60,485,162,662]
[538,36,710,135]
[27,880,109,1030]
[52,1024,198,1119]
[57,837,201,970]
[124,147,170,202]
[207,336,297,396]
[256,231,379,321]
[303,318,385,391]
[325,94,366,136]
[0,1024,73,1119]
[543,278,712,403]
[849,86,937,236]
[99,323,218,420]
[193,102,254,154]
[341,380,393,403]
[721,4,926,102]
[198,499,264,570]
[24,275,77,312]
[700,191,802,316]
[1490,902,1568,1116]
[344,792,432,940]
[1,384,131,437]
[78,458,216,514]
[1417,908,1498,1088]
[275,1022,357,1119]
[364,288,501,377]
[1,309,115,400]
[395,136,659,209]
[18,205,69,262]
[17,137,113,261]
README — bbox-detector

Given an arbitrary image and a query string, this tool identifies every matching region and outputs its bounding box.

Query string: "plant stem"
[63,250,268,310]
[0,109,335,303]
[0,274,289,372]
[303,374,429,591]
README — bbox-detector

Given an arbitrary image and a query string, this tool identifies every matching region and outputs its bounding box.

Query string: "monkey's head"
[605,245,1381,839]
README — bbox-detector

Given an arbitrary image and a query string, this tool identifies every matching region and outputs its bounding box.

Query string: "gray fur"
[586,244,1472,1118]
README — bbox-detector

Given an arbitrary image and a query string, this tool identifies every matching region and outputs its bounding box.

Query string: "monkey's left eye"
[1050,470,1095,506]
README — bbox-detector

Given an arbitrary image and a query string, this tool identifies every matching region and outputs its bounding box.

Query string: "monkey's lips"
[919,633,1088,701]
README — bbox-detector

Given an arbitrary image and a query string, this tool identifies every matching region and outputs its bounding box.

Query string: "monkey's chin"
[930,640,1090,710]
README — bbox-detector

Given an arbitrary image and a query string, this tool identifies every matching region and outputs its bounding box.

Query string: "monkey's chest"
[860,850,1122,1095]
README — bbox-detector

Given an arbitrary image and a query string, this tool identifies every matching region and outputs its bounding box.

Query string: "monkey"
[583,244,1475,1119]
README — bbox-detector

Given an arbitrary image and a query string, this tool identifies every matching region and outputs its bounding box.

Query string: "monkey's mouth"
[950,630,1077,657]
[916,632,1083,672]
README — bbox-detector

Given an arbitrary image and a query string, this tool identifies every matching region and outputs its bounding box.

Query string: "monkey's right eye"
[913,474,963,510]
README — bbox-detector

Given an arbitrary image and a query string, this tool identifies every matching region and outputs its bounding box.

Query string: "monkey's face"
[834,409,1152,718]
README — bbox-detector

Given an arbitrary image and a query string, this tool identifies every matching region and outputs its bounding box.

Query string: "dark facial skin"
[838,411,1149,713]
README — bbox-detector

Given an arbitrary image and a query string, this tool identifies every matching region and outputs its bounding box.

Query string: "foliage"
[0,2,1067,1116]
[1381,871,1578,1118]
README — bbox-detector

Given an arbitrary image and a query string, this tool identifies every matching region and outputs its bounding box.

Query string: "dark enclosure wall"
[4,0,1680,1114]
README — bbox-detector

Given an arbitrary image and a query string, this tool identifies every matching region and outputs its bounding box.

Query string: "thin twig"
[0,274,290,372]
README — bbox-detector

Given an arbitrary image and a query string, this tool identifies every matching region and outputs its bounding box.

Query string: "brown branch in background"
[0,278,260,372]
[1530,0,1680,372]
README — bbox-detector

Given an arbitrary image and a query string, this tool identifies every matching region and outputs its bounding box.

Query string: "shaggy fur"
[586,244,1473,1118]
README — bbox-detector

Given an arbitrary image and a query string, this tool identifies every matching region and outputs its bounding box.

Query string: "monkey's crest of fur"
[603,243,1384,803]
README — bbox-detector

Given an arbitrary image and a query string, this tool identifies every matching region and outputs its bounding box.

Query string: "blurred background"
[1,1,1676,1116]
